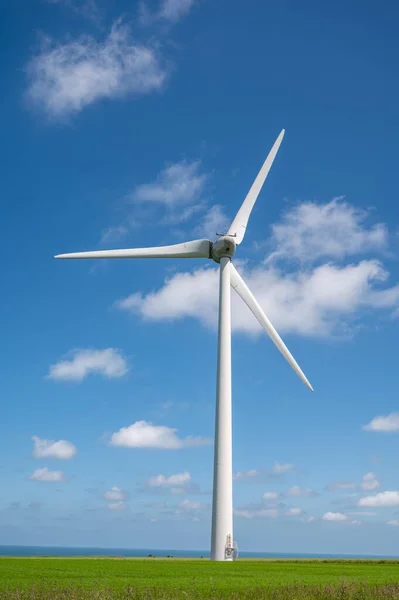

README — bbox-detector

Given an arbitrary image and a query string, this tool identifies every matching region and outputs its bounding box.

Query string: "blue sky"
[2,0,399,556]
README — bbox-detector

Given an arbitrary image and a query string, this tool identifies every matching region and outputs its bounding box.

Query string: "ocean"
[0,546,397,559]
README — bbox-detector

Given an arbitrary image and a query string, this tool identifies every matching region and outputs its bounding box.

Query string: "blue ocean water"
[0,546,397,559]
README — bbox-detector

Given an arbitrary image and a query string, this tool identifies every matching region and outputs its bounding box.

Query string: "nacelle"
[211,236,236,263]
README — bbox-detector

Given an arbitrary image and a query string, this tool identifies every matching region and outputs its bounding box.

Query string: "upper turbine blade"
[55,239,212,260]
[227,130,285,245]
[230,263,313,391]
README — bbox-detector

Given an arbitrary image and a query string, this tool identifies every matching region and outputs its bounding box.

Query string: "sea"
[0,546,397,559]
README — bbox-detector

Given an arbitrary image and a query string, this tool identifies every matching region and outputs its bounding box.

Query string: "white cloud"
[26,21,166,119]
[234,507,278,519]
[328,481,356,491]
[100,225,129,245]
[268,198,388,264]
[287,486,317,497]
[233,469,259,481]
[29,467,65,482]
[133,161,207,207]
[32,436,77,460]
[286,507,302,516]
[47,348,128,382]
[348,511,376,516]
[158,0,195,22]
[322,512,348,522]
[387,520,399,527]
[116,259,399,338]
[108,501,126,511]
[363,413,399,433]
[304,516,317,523]
[140,0,195,24]
[109,420,211,449]
[360,472,380,491]
[349,519,362,526]
[177,498,207,512]
[358,491,399,507]
[146,472,191,487]
[104,486,126,501]
[195,204,230,239]
[263,492,279,500]
[272,462,294,474]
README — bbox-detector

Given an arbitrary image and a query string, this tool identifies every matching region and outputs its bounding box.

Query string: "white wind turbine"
[55,129,313,562]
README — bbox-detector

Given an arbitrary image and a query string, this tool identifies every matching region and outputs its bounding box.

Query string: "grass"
[0,558,399,598]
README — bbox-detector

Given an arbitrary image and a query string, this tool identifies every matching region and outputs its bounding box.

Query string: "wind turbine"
[55,129,313,562]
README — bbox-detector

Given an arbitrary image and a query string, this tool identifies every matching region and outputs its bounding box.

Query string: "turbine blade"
[230,263,313,391]
[228,130,285,245]
[55,239,212,260]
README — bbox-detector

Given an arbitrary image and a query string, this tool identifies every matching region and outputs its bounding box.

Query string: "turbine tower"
[55,130,313,562]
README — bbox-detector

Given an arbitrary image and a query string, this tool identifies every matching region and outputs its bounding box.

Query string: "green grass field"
[0,557,399,598]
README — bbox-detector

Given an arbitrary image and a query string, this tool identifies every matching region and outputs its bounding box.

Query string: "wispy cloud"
[285,507,302,516]
[109,420,212,449]
[26,21,167,119]
[140,0,196,25]
[146,471,191,487]
[233,507,279,519]
[287,486,318,497]
[327,481,356,491]
[32,436,77,460]
[272,462,294,474]
[47,348,129,382]
[133,161,208,207]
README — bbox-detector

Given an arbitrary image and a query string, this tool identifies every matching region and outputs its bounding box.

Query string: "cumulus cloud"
[32,436,77,460]
[116,198,399,338]
[104,486,126,501]
[109,420,211,449]
[358,491,399,507]
[26,21,166,119]
[287,486,317,497]
[47,348,128,382]
[360,472,380,491]
[267,198,388,264]
[116,259,399,338]
[29,467,65,482]
[322,512,348,521]
[363,413,399,433]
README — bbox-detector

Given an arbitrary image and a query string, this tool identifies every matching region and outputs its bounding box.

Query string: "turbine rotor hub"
[211,235,236,263]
